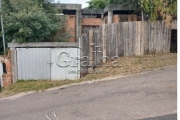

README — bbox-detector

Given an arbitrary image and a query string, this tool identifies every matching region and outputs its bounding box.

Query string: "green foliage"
[87,0,124,9]
[139,0,176,21]
[108,0,122,4]
[87,0,177,23]
[1,0,68,44]
[117,0,177,22]
[87,0,108,9]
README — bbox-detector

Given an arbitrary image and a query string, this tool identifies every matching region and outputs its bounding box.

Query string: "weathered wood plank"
[132,22,136,55]
[102,24,106,63]
[111,23,117,57]
[118,23,124,56]
[135,21,141,55]
[89,30,93,65]
[162,21,166,53]
[159,21,163,53]
[144,21,148,54]
[128,22,133,56]
[153,21,157,53]
[167,27,171,52]
[96,26,103,65]
[140,21,144,55]
[108,24,112,58]
[81,34,89,74]
[123,22,128,56]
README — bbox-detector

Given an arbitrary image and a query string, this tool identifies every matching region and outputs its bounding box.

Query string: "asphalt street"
[0,66,177,120]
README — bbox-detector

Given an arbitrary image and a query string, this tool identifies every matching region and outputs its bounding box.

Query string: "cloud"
[54,0,89,8]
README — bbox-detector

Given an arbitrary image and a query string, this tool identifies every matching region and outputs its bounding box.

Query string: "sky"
[54,0,89,8]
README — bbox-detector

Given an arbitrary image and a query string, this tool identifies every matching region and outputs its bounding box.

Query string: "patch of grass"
[0,80,76,97]
[80,53,177,80]
[0,53,177,97]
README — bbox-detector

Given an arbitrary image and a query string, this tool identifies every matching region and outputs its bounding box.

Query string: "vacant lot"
[0,53,177,97]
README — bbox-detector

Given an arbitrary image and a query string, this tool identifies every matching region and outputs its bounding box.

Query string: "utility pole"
[0,0,6,55]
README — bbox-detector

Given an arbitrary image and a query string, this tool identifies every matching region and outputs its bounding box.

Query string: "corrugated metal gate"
[17,48,80,81]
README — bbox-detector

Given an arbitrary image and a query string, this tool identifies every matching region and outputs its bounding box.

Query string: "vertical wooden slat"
[167,27,171,52]
[111,23,116,58]
[144,21,148,54]
[159,21,162,53]
[156,21,160,53]
[97,26,103,65]
[140,21,144,55]
[128,22,133,56]
[132,22,136,55]
[116,23,119,57]
[117,23,120,57]
[93,30,97,65]
[102,24,106,63]
[108,24,112,58]
[149,22,152,54]
[127,22,130,56]
[81,34,89,74]
[89,30,93,65]
[118,23,124,56]
[135,21,141,55]
[106,24,110,59]
[124,22,127,56]
[153,21,157,53]
[135,22,138,55]
[162,21,165,53]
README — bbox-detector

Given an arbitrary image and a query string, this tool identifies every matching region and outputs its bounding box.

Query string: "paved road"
[0,66,177,120]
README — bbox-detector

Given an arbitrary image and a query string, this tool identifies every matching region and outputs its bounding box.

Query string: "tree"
[87,0,108,9]
[87,0,125,9]
[108,0,122,4]
[1,0,68,44]
[87,0,177,24]
[116,0,177,23]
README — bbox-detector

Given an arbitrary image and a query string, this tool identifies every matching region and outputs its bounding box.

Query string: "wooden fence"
[81,20,177,71]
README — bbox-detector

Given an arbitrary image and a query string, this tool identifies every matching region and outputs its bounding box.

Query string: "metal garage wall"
[17,48,51,80]
[51,48,80,80]
[16,48,80,81]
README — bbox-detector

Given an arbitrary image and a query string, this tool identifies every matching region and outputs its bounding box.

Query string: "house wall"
[62,13,141,42]
[82,18,102,26]
[104,14,141,24]
[115,14,140,22]
[66,15,76,42]
[0,52,12,88]
[113,15,119,23]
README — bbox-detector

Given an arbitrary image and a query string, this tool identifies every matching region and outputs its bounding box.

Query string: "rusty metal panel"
[51,48,80,80]
[17,48,51,80]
